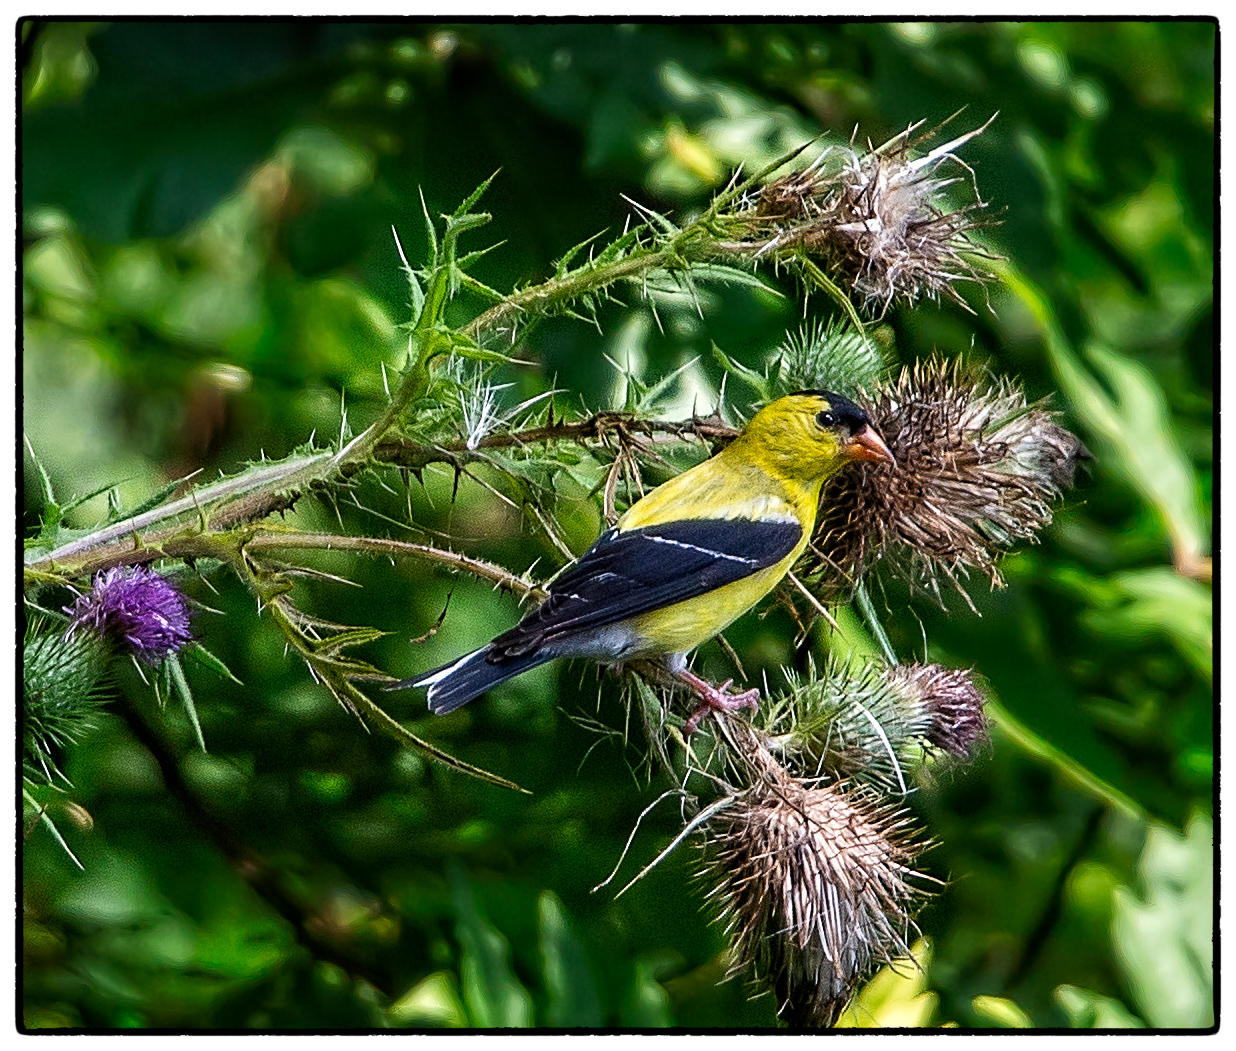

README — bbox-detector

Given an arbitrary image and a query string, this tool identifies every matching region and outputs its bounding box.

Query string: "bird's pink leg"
[676,668,761,735]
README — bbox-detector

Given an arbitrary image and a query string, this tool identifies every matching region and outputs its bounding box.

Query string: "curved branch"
[244,531,547,601]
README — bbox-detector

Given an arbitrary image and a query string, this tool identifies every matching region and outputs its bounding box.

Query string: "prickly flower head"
[886,662,988,759]
[67,565,193,665]
[811,357,1089,603]
[699,766,929,1027]
[759,658,987,791]
[754,118,998,313]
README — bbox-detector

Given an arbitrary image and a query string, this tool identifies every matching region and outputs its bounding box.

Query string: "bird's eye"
[816,410,836,428]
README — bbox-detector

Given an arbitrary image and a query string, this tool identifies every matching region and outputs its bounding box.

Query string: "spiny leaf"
[712,343,776,404]
[452,169,500,221]
[24,434,57,508]
[62,477,134,518]
[634,357,700,414]
[184,641,243,685]
[554,228,609,277]
[108,469,200,524]
[354,689,529,794]
[167,653,206,752]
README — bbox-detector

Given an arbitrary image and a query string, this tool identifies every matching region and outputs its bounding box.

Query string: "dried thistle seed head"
[66,565,194,665]
[699,770,930,1027]
[754,117,999,313]
[885,662,988,759]
[809,357,1090,603]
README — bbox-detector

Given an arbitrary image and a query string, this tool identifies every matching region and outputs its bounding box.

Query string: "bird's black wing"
[490,517,802,657]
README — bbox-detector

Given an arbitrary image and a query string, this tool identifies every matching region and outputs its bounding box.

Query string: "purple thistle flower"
[67,565,193,665]
[887,662,989,759]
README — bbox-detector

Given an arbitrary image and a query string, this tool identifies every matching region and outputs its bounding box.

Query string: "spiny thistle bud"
[759,659,987,791]
[753,117,998,313]
[810,357,1089,604]
[24,618,109,783]
[66,565,194,665]
[760,660,930,792]
[775,318,890,400]
[886,662,988,759]
[699,764,930,1027]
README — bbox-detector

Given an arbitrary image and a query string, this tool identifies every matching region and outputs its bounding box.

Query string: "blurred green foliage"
[21,20,1212,1030]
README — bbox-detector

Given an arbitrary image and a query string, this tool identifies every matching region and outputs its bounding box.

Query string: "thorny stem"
[458,147,797,347]
[24,154,782,587]
[233,546,529,793]
[24,411,736,587]
[19,156,841,793]
[463,249,673,346]
[854,578,898,665]
[244,531,546,601]
[375,410,736,471]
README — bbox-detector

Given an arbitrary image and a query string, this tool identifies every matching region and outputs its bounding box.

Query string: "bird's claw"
[682,681,761,736]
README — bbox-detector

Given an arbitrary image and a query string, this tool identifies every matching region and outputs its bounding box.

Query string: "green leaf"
[1111,814,1213,1028]
[183,642,243,686]
[617,956,672,1028]
[452,169,500,220]
[389,971,469,1029]
[24,434,60,526]
[106,471,197,523]
[836,940,937,1028]
[61,477,128,517]
[553,228,608,277]
[682,262,777,292]
[711,343,775,404]
[537,891,603,1027]
[167,654,206,752]
[451,872,534,1028]
[25,796,84,870]
[1053,985,1145,1029]
[997,262,1209,572]
[1083,568,1212,683]
[971,995,1032,1028]
[927,588,1159,822]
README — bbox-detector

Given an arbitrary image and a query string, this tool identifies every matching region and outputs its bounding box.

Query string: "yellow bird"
[390,391,894,731]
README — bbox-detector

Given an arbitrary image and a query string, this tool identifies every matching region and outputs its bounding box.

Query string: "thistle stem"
[854,578,897,665]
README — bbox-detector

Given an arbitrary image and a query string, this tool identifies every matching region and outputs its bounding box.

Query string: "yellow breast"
[626,539,807,655]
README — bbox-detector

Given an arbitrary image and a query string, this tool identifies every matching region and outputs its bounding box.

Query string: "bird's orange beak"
[844,425,896,466]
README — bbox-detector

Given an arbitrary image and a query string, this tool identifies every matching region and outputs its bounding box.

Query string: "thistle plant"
[697,751,931,1027]
[65,565,194,664]
[22,116,1086,1026]
[807,356,1091,606]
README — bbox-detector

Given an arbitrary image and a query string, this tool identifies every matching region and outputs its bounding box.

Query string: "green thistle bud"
[773,318,890,401]
[759,659,930,792]
[23,618,110,784]
[759,659,987,792]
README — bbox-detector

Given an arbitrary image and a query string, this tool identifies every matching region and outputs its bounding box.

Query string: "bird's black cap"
[789,388,871,432]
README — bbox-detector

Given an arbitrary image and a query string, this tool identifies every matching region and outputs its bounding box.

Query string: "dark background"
[21,19,1213,1029]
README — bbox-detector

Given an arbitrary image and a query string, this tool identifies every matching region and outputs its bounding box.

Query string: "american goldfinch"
[390,390,894,730]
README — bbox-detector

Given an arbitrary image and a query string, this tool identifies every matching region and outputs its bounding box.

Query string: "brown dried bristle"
[886,662,989,759]
[699,770,930,1027]
[808,357,1089,604]
[752,119,1000,314]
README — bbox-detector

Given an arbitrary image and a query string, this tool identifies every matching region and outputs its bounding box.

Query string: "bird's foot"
[676,669,761,736]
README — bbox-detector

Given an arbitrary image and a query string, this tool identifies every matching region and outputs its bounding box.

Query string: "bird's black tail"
[385,646,553,715]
